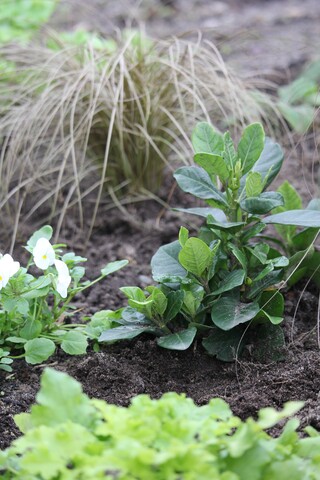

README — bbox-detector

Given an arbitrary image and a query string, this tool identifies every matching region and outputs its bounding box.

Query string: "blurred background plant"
[277,59,320,134]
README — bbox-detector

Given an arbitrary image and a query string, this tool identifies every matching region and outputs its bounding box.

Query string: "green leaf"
[191,122,224,154]
[247,270,283,300]
[25,225,53,253]
[194,153,229,182]
[101,260,129,276]
[207,217,246,231]
[203,327,245,361]
[256,290,284,322]
[174,167,228,206]
[276,180,302,210]
[211,295,259,330]
[61,331,88,355]
[150,288,168,317]
[245,171,263,197]
[157,327,197,350]
[182,284,205,317]
[241,192,284,214]
[264,210,320,227]
[174,207,227,221]
[151,240,186,281]
[99,325,155,342]
[238,123,265,174]
[164,291,184,322]
[178,237,212,277]
[223,131,238,168]
[15,298,29,315]
[179,226,189,247]
[120,286,146,302]
[24,338,55,364]
[20,320,42,340]
[240,137,284,191]
[211,270,246,296]
[273,181,303,240]
[228,244,248,271]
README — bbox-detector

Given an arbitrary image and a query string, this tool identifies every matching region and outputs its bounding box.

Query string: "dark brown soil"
[1,0,320,452]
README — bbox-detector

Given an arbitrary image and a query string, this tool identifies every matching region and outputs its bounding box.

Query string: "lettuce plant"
[1,368,320,479]
[0,226,127,370]
[99,122,320,360]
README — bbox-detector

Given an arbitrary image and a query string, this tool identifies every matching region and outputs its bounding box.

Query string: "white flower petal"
[0,254,20,290]
[33,238,55,270]
[54,259,71,298]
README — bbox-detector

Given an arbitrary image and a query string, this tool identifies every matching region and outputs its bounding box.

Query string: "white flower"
[54,259,71,298]
[33,238,55,270]
[0,254,20,290]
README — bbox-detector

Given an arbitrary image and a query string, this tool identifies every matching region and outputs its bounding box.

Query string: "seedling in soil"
[0,225,128,369]
[99,122,320,361]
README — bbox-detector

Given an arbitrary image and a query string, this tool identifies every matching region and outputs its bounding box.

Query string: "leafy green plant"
[0,226,127,369]
[0,32,279,241]
[99,122,320,360]
[1,368,320,479]
[0,0,59,44]
[277,59,320,133]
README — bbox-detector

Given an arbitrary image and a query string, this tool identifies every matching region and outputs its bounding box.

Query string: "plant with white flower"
[0,254,20,290]
[0,225,128,369]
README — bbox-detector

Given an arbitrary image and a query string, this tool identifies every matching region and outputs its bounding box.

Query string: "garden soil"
[1,0,320,449]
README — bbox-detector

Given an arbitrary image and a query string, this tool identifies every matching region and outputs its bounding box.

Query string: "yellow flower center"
[0,275,2,281]
[42,255,47,260]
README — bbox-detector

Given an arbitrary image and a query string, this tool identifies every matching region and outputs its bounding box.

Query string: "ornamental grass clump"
[0,32,275,239]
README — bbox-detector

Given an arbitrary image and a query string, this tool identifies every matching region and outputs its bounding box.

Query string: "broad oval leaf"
[178,237,212,277]
[211,270,246,296]
[157,327,197,350]
[211,296,260,330]
[194,153,229,182]
[151,240,186,281]
[20,320,42,340]
[99,325,155,342]
[164,290,185,322]
[191,122,224,154]
[61,331,88,355]
[24,338,55,364]
[238,123,265,174]
[241,192,284,215]
[245,171,263,197]
[264,210,320,227]
[174,167,228,206]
